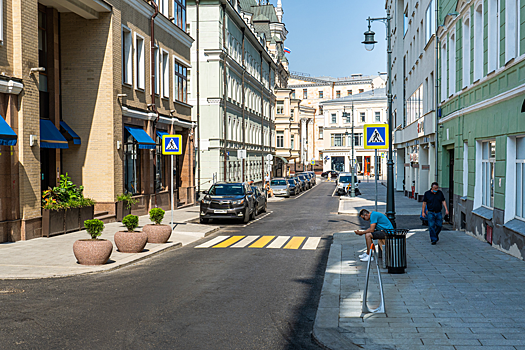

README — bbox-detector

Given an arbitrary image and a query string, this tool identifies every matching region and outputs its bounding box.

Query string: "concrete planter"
[143,224,172,243]
[114,231,148,253]
[115,201,131,222]
[73,239,113,265]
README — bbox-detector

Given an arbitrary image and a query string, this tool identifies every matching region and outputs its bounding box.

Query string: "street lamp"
[343,104,355,197]
[362,10,396,227]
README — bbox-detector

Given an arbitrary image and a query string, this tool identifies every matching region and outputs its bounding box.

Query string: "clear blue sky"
[271,0,388,78]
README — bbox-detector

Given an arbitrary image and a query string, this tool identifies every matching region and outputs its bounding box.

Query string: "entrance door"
[331,156,344,172]
[448,149,454,224]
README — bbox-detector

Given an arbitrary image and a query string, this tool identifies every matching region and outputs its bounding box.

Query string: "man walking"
[422,182,449,245]
[355,209,393,262]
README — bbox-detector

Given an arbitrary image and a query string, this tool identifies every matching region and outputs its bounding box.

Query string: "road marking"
[243,211,272,227]
[213,236,245,248]
[195,236,230,248]
[302,237,321,250]
[231,236,260,248]
[266,236,290,249]
[283,237,305,249]
[249,236,275,248]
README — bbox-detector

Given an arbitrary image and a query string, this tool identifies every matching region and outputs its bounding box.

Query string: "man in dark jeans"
[422,182,449,245]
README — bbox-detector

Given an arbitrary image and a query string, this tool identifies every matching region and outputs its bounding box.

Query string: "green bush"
[122,214,139,232]
[116,193,139,209]
[149,208,165,225]
[41,173,95,210]
[84,219,104,239]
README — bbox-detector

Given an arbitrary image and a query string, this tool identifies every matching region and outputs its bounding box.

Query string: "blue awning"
[40,120,68,149]
[60,121,81,145]
[125,126,156,149]
[156,130,169,139]
[0,116,17,146]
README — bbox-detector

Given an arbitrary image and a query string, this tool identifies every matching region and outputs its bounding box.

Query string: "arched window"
[487,0,499,72]
[463,17,470,88]
[474,4,483,80]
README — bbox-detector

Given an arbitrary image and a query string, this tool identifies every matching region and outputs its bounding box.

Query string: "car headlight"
[337,183,343,188]
[232,199,245,206]
[202,199,211,204]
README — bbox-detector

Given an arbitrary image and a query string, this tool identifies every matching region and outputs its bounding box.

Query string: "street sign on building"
[238,149,246,159]
[363,124,388,149]
[162,135,183,155]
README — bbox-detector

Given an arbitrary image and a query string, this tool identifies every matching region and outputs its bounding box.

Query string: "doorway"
[448,149,454,224]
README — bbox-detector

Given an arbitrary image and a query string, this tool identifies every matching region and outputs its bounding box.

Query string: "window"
[463,142,468,197]
[122,27,132,85]
[277,101,284,114]
[331,114,336,124]
[303,89,307,99]
[153,46,159,95]
[488,0,499,72]
[375,111,381,122]
[406,85,423,124]
[331,134,345,147]
[336,91,341,98]
[174,60,188,103]
[319,91,323,99]
[124,128,142,195]
[155,134,166,192]
[360,112,365,122]
[159,0,168,16]
[474,5,483,81]
[359,89,364,93]
[513,137,525,219]
[344,113,351,123]
[277,131,284,148]
[319,127,323,139]
[404,9,409,36]
[174,0,186,31]
[347,90,352,96]
[441,42,447,101]
[505,0,520,62]
[481,141,495,208]
[135,34,145,90]
[449,33,456,95]
[161,50,169,98]
[291,91,295,99]
[352,133,363,147]
[291,135,294,149]
[425,0,435,43]
[463,18,470,88]
[38,7,49,119]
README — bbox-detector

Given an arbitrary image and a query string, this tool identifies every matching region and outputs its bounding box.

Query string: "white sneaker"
[360,255,374,262]
[359,252,368,259]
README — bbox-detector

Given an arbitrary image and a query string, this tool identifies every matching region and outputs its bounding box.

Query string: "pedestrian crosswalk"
[195,235,322,250]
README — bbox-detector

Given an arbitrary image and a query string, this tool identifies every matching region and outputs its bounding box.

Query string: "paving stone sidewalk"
[314,228,525,350]
[0,206,218,279]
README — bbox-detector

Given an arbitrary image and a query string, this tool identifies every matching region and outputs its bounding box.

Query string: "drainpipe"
[434,0,439,182]
[222,4,227,181]
[150,0,160,207]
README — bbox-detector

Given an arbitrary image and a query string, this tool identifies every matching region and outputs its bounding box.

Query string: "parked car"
[297,173,312,188]
[287,178,300,195]
[251,186,267,215]
[336,173,361,196]
[321,170,339,179]
[292,177,305,192]
[307,171,317,185]
[270,178,291,197]
[200,182,255,223]
[297,174,311,189]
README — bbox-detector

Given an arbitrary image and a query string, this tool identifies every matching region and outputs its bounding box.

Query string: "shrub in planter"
[115,193,139,222]
[114,214,147,253]
[143,208,172,243]
[73,219,113,265]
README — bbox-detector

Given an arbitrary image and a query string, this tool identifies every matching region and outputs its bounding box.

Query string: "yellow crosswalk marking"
[249,236,275,248]
[213,236,245,248]
[283,237,305,249]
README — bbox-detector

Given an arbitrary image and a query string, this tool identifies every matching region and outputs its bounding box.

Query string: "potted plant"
[114,214,148,253]
[73,219,113,265]
[143,208,172,243]
[115,193,139,222]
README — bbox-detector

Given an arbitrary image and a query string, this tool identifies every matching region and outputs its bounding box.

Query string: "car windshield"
[271,180,287,186]
[298,175,305,180]
[287,180,295,185]
[209,184,245,195]
[339,176,358,183]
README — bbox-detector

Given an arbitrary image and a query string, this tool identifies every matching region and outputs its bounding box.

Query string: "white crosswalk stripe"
[195,236,229,248]
[302,237,322,250]
[266,236,290,249]
[231,236,260,248]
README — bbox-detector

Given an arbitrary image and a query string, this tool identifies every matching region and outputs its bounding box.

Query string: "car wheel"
[262,202,267,213]
[200,217,209,224]
[251,207,257,220]
[243,208,250,223]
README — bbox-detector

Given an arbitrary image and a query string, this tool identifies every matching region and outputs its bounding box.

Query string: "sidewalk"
[338,181,422,216]
[0,206,218,279]
[314,229,525,350]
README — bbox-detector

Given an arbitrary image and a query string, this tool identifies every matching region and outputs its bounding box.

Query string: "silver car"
[270,178,291,197]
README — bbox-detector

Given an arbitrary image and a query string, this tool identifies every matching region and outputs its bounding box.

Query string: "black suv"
[200,182,255,223]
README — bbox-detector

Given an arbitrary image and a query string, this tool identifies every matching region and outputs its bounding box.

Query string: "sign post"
[162,134,183,230]
[364,124,388,213]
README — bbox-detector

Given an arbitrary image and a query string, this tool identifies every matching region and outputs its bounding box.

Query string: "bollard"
[362,243,386,314]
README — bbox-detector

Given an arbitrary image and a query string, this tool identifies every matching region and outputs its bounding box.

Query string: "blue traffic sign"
[162,134,182,155]
[363,124,388,149]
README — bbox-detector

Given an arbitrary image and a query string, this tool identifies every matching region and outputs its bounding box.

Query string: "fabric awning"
[156,130,169,138]
[0,116,17,146]
[60,121,81,145]
[40,119,68,149]
[125,126,156,149]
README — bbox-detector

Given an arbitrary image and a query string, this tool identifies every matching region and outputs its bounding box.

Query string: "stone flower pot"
[143,224,172,243]
[73,239,113,265]
[114,231,148,253]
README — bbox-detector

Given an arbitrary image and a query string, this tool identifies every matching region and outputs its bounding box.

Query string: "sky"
[269,0,388,78]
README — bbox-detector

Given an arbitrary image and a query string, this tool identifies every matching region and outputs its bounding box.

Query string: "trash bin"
[384,229,409,274]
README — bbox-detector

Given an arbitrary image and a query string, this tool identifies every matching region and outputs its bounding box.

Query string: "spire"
[276,0,283,22]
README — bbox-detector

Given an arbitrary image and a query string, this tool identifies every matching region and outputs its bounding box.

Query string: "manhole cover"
[0,288,24,294]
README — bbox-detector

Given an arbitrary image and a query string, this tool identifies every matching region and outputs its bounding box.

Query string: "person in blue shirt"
[355,209,394,262]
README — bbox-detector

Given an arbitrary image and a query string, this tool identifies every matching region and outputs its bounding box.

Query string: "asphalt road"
[0,181,360,350]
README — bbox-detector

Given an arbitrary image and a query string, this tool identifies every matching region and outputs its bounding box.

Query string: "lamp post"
[362,10,396,227]
[343,104,355,197]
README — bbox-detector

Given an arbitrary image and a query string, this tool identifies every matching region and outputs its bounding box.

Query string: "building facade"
[388,0,438,201]
[438,0,525,259]
[187,0,288,189]
[320,89,388,175]
[0,0,195,242]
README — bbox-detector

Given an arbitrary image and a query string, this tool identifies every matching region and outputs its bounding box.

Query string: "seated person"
[355,209,394,262]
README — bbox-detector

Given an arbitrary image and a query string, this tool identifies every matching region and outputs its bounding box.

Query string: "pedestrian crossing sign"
[364,124,388,149]
[162,134,182,155]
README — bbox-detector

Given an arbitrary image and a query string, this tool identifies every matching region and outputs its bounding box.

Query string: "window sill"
[123,82,133,88]
[135,87,145,93]
[460,196,467,201]
[472,206,493,220]
[503,218,525,237]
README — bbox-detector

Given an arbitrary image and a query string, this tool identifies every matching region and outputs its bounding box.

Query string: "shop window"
[155,135,166,192]
[481,141,495,208]
[124,130,141,195]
